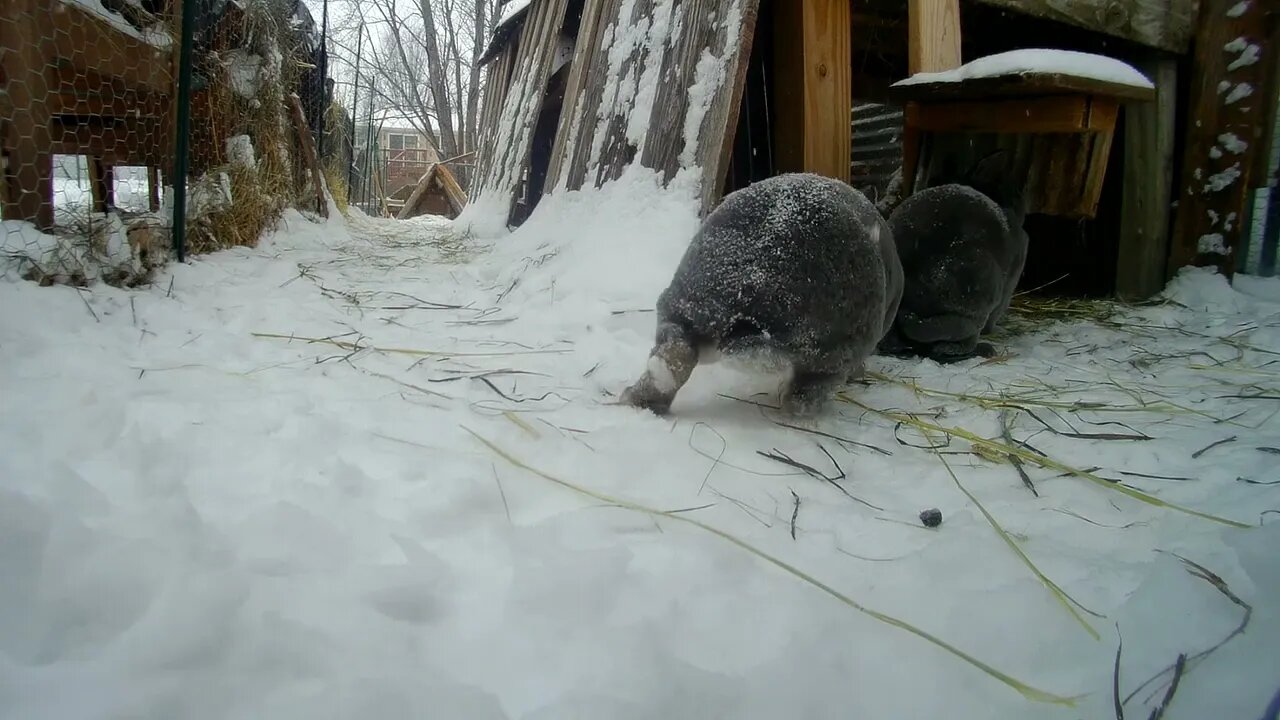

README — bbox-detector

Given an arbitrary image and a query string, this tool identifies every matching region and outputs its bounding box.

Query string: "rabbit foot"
[621,322,698,415]
[927,338,982,364]
[781,370,843,417]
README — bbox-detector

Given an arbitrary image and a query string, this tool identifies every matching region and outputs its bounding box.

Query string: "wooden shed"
[394,162,468,220]
[470,0,1280,297]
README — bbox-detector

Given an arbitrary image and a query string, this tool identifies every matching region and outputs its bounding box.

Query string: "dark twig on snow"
[73,287,99,322]
[475,376,569,404]
[1024,408,1152,441]
[757,446,883,511]
[1001,411,1039,496]
[1238,477,1280,486]
[492,464,512,524]
[692,422,728,495]
[1256,446,1280,455]
[790,490,800,540]
[1053,508,1148,530]
[1124,554,1252,709]
[771,419,893,456]
[1192,436,1237,459]
[1146,654,1186,720]
[1114,624,1125,720]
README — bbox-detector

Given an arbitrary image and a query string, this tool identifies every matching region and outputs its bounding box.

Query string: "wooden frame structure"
[394,163,468,220]
[1,0,176,230]
[470,0,1274,296]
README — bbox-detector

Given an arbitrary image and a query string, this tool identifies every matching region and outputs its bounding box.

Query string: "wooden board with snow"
[890,49,1156,102]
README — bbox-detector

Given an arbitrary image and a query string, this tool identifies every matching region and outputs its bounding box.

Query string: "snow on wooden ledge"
[893,49,1154,90]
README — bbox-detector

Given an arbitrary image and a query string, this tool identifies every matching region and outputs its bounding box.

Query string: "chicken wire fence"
[0,0,335,287]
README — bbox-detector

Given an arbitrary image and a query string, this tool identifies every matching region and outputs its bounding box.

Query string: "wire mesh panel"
[1,0,175,285]
[1,0,331,286]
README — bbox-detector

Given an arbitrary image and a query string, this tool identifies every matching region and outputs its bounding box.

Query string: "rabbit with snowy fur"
[620,173,903,416]
[879,152,1029,362]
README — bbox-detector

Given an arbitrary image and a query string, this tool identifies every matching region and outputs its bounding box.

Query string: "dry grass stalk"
[251,331,571,358]
[839,395,1250,529]
[462,426,1079,706]
[936,453,1102,640]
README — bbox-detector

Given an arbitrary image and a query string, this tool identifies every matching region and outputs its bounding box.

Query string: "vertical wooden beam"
[902,0,962,194]
[148,167,162,211]
[1116,58,1177,300]
[1167,0,1273,279]
[773,0,852,182]
[88,157,115,213]
[908,0,962,74]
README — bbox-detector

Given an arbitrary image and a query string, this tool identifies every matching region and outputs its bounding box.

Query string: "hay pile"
[185,0,311,254]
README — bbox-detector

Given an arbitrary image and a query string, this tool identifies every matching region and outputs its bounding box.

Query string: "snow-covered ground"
[2,173,1279,719]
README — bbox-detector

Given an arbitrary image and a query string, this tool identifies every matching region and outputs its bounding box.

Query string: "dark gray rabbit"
[620,173,903,416]
[879,151,1029,362]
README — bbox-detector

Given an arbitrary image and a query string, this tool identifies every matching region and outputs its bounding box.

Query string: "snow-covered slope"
[1,175,1277,719]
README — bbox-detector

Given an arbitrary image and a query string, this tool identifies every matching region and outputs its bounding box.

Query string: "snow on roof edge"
[892,49,1155,90]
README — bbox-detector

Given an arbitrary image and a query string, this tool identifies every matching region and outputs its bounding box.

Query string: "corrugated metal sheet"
[850,101,903,205]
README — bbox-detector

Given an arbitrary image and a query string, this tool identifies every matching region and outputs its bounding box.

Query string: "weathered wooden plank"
[543,0,613,192]
[590,0,661,188]
[971,0,1195,54]
[1075,97,1118,216]
[148,166,161,211]
[548,0,757,213]
[889,72,1156,103]
[287,93,329,218]
[469,0,571,218]
[772,0,851,182]
[1116,58,1177,300]
[684,0,760,210]
[1167,0,1274,279]
[476,40,518,161]
[902,0,961,195]
[906,95,1102,134]
[639,0,761,210]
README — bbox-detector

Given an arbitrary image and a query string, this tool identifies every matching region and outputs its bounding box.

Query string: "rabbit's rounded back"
[658,173,898,369]
[888,178,1025,349]
[619,173,903,416]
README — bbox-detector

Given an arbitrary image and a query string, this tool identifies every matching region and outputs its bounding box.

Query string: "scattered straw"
[462,426,1078,706]
[251,331,571,358]
[839,395,1251,529]
[937,453,1102,640]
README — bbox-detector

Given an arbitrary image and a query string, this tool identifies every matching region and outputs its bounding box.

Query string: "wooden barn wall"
[470,0,571,213]
[971,0,1194,54]
[545,0,761,214]
[476,38,521,163]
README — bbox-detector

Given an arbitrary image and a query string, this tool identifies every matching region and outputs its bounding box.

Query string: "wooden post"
[1167,0,1273,279]
[773,0,852,182]
[902,0,962,194]
[148,167,162,211]
[88,157,115,213]
[287,93,329,219]
[1116,58,1177,300]
[908,0,962,74]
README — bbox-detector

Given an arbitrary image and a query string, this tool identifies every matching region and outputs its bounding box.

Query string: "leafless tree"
[324,0,500,160]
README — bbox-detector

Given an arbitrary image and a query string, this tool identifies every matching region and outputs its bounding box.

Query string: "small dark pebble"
[919,508,943,528]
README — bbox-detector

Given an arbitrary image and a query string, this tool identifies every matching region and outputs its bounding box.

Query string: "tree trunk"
[465,0,486,156]
[420,0,460,157]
